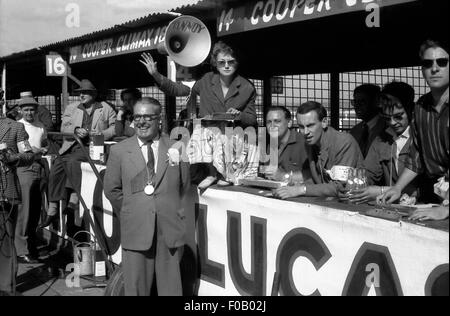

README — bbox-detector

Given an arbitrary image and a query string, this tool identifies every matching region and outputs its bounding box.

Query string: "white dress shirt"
[18,118,46,149]
[137,136,159,173]
[394,127,410,172]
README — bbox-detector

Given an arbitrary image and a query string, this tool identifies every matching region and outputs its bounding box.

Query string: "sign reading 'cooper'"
[217,0,418,36]
[69,25,168,64]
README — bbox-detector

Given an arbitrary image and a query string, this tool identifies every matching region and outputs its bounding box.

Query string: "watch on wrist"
[299,184,307,196]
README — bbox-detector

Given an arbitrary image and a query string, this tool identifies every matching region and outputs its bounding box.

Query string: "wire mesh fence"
[5,66,428,131]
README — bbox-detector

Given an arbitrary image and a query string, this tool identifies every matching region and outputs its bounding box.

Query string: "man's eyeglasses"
[421,58,449,69]
[381,112,406,123]
[217,59,237,68]
[132,114,160,122]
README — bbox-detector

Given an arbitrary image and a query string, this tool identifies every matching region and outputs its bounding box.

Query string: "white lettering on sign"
[46,55,67,76]
[304,0,316,15]
[70,26,166,63]
[289,0,303,19]
[263,0,276,23]
[251,1,264,25]
[217,0,414,36]
[276,0,290,20]
[218,9,235,32]
[171,20,205,33]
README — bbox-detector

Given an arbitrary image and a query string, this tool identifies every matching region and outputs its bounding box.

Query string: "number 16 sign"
[46,55,67,76]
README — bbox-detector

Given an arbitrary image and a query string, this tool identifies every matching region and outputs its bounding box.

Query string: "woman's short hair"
[296,101,327,121]
[210,41,238,68]
[381,81,415,120]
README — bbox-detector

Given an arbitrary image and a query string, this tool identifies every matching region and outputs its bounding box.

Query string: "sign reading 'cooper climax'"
[217,0,419,36]
[69,24,168,64]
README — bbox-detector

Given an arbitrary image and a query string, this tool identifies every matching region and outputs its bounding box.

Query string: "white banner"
[197,189,449,296]
[78,164,449,296]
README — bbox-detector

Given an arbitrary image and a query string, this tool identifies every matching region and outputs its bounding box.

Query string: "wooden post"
[330,72,340,130]
[1,63,6,116]
[263,77,272,126]
[164,56,177,134]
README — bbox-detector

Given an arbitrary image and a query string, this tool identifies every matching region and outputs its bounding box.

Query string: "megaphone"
[158,15,211,67]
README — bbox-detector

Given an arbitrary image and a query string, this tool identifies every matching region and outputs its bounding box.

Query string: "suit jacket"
[59,101,116,155]
[350,116,386,158]
[364,128,419,196]
[0,118,34,203]
[104,135,190,251]
[158,72,257,128]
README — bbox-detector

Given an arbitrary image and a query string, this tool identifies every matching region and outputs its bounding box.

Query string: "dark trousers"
[15,164,42,256]
[0,203,18,293]
[190,163,218,185]
[122,221,182,296]
[419,176,442,204]
[48,145,88,204]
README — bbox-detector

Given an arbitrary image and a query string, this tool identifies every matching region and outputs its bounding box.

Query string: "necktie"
[360,123,369,157]
[147,142,155,179]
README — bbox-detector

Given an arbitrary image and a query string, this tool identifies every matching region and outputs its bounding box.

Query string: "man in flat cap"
[19,92,54,132]
[15,97,48,263]
[41,79,116,228]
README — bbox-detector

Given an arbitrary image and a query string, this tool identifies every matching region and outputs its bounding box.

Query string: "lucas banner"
[77,164,448,296]
[217,0,419,36]
[196,188,449,296]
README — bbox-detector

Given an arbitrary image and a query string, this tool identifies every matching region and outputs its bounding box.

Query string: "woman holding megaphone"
[140,41,258,189]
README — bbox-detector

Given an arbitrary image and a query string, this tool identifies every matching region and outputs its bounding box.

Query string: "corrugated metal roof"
[0,0,213,60]
[40,0,219,50]
[41,12,175,50]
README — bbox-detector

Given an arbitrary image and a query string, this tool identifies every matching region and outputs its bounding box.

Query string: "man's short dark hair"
[419,39,449,59]
[296,101,327,121]
[267,106,292,120]
[354,84,381,101]
[120,88,142,101]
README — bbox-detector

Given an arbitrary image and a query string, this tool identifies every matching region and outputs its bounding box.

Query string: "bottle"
[89,131,105,164]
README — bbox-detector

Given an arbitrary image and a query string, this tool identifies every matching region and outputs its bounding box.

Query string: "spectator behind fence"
[381,39,449,221]
[19,92,54,132]
[115,88,142,139]
[0,114,34,295]
[350,84,385,158]
[343,82,419,204]
[262,106,309,183]
[104,97,190,296]
[274,102,364,199]
[15,97,49,264]
[40,79,116,228]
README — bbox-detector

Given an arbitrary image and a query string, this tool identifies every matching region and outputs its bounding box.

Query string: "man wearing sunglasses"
[380,40,449,220]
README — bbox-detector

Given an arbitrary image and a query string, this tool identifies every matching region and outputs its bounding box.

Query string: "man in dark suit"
[350,84,385,158]
[104,97,190,296]
[0,116,34,295]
